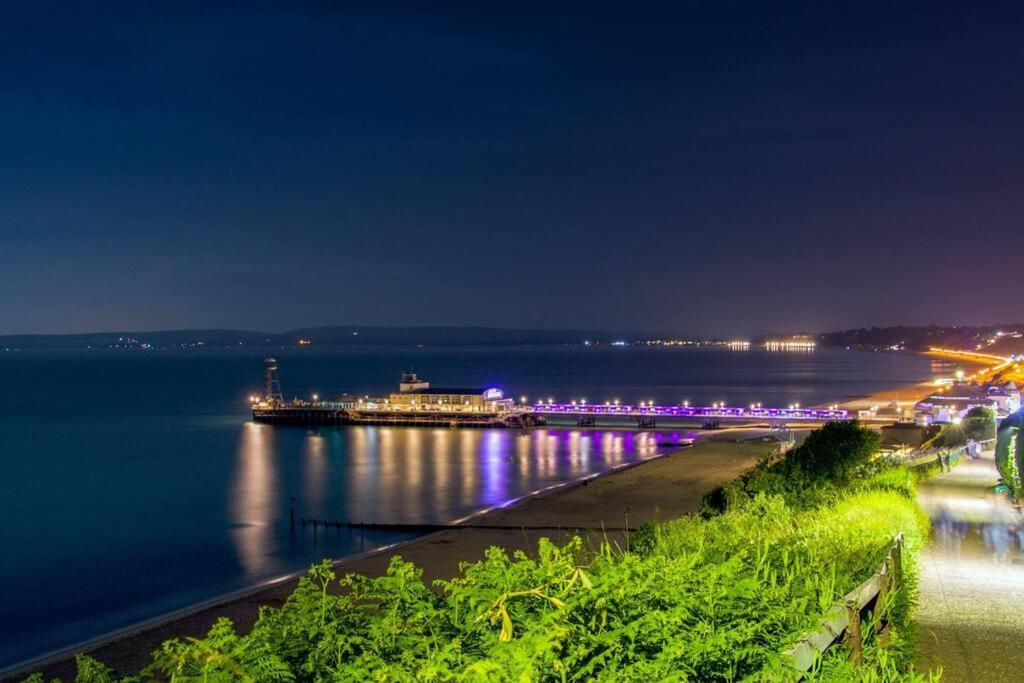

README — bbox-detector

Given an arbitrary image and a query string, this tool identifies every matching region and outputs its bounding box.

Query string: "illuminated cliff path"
[915,452,1024,681]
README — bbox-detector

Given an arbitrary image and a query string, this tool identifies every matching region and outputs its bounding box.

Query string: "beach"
[838,350,1003,412]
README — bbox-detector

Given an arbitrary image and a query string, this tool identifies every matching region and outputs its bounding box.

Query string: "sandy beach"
[19,431,782,681]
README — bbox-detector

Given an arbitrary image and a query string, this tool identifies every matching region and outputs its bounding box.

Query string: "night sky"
[3,2,1023,336]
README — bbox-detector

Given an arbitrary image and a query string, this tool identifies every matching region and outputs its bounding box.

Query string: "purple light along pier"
[533,401,848,423]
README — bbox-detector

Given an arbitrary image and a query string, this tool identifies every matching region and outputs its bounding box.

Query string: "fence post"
[844,602,863,664]
[892,535,902,592]
[875,561,891,645]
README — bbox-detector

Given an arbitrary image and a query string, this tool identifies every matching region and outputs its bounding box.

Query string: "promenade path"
[915,452,1024,681]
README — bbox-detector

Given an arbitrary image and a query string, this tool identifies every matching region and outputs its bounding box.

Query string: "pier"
[250,358,856,429]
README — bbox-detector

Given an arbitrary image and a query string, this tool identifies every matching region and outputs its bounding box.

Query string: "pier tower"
[399,371,430,392]
[264,357,284,403]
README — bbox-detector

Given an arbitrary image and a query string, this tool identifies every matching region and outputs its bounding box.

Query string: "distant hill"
[0,326,649,350]
[818,325,1024,352]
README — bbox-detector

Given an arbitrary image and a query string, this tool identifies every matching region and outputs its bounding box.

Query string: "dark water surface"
[0,345,935,669]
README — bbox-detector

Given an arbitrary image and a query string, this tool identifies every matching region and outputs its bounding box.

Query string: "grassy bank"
[28,423,933,681]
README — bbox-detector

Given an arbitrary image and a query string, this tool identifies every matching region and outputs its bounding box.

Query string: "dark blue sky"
[2,2,1023,336]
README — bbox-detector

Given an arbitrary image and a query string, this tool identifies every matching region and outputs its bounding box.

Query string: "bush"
[781,420,880,484]
[924,407,995,450]
[708,421,881,514]
[963,406,996,442]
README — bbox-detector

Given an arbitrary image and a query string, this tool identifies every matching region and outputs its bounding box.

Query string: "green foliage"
[781,421,881,484]
[34,423,931,682]
[925,423,966,449]
[72,655,118,683]
[963,406,996,442]
[709,421,883,514]
[924,408,994,451]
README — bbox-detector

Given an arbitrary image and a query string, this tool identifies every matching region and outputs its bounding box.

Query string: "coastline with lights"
[13,347,979,679]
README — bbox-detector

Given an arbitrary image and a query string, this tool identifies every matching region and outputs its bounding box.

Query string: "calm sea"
[0,345,935,669]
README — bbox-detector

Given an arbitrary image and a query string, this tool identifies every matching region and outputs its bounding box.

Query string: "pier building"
[251,364,539,427]
[389,372,514,413]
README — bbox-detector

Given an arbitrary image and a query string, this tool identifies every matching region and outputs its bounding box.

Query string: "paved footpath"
[915,453,1024,681]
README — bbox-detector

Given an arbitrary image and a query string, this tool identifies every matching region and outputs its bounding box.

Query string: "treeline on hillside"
[818,324,1024,351]
[28,422,933,682]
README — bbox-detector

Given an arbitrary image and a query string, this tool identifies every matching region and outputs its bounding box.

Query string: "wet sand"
[19,431,781,681]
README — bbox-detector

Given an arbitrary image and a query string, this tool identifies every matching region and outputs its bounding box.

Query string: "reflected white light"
[230,423,278,577]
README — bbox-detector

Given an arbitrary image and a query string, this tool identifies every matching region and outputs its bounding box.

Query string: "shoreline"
[9,430,781,681]
[836,350,1000,412]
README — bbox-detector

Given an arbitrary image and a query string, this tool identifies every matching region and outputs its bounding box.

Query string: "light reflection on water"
[230,422,277,577]
[227,424,670,580]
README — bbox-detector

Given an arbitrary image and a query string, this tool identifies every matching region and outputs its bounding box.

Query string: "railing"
[785,533,903,674]
[896,437,995,471]
[532,403,848,421]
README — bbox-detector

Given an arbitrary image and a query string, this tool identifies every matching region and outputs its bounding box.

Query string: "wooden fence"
[784,533,903,675]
